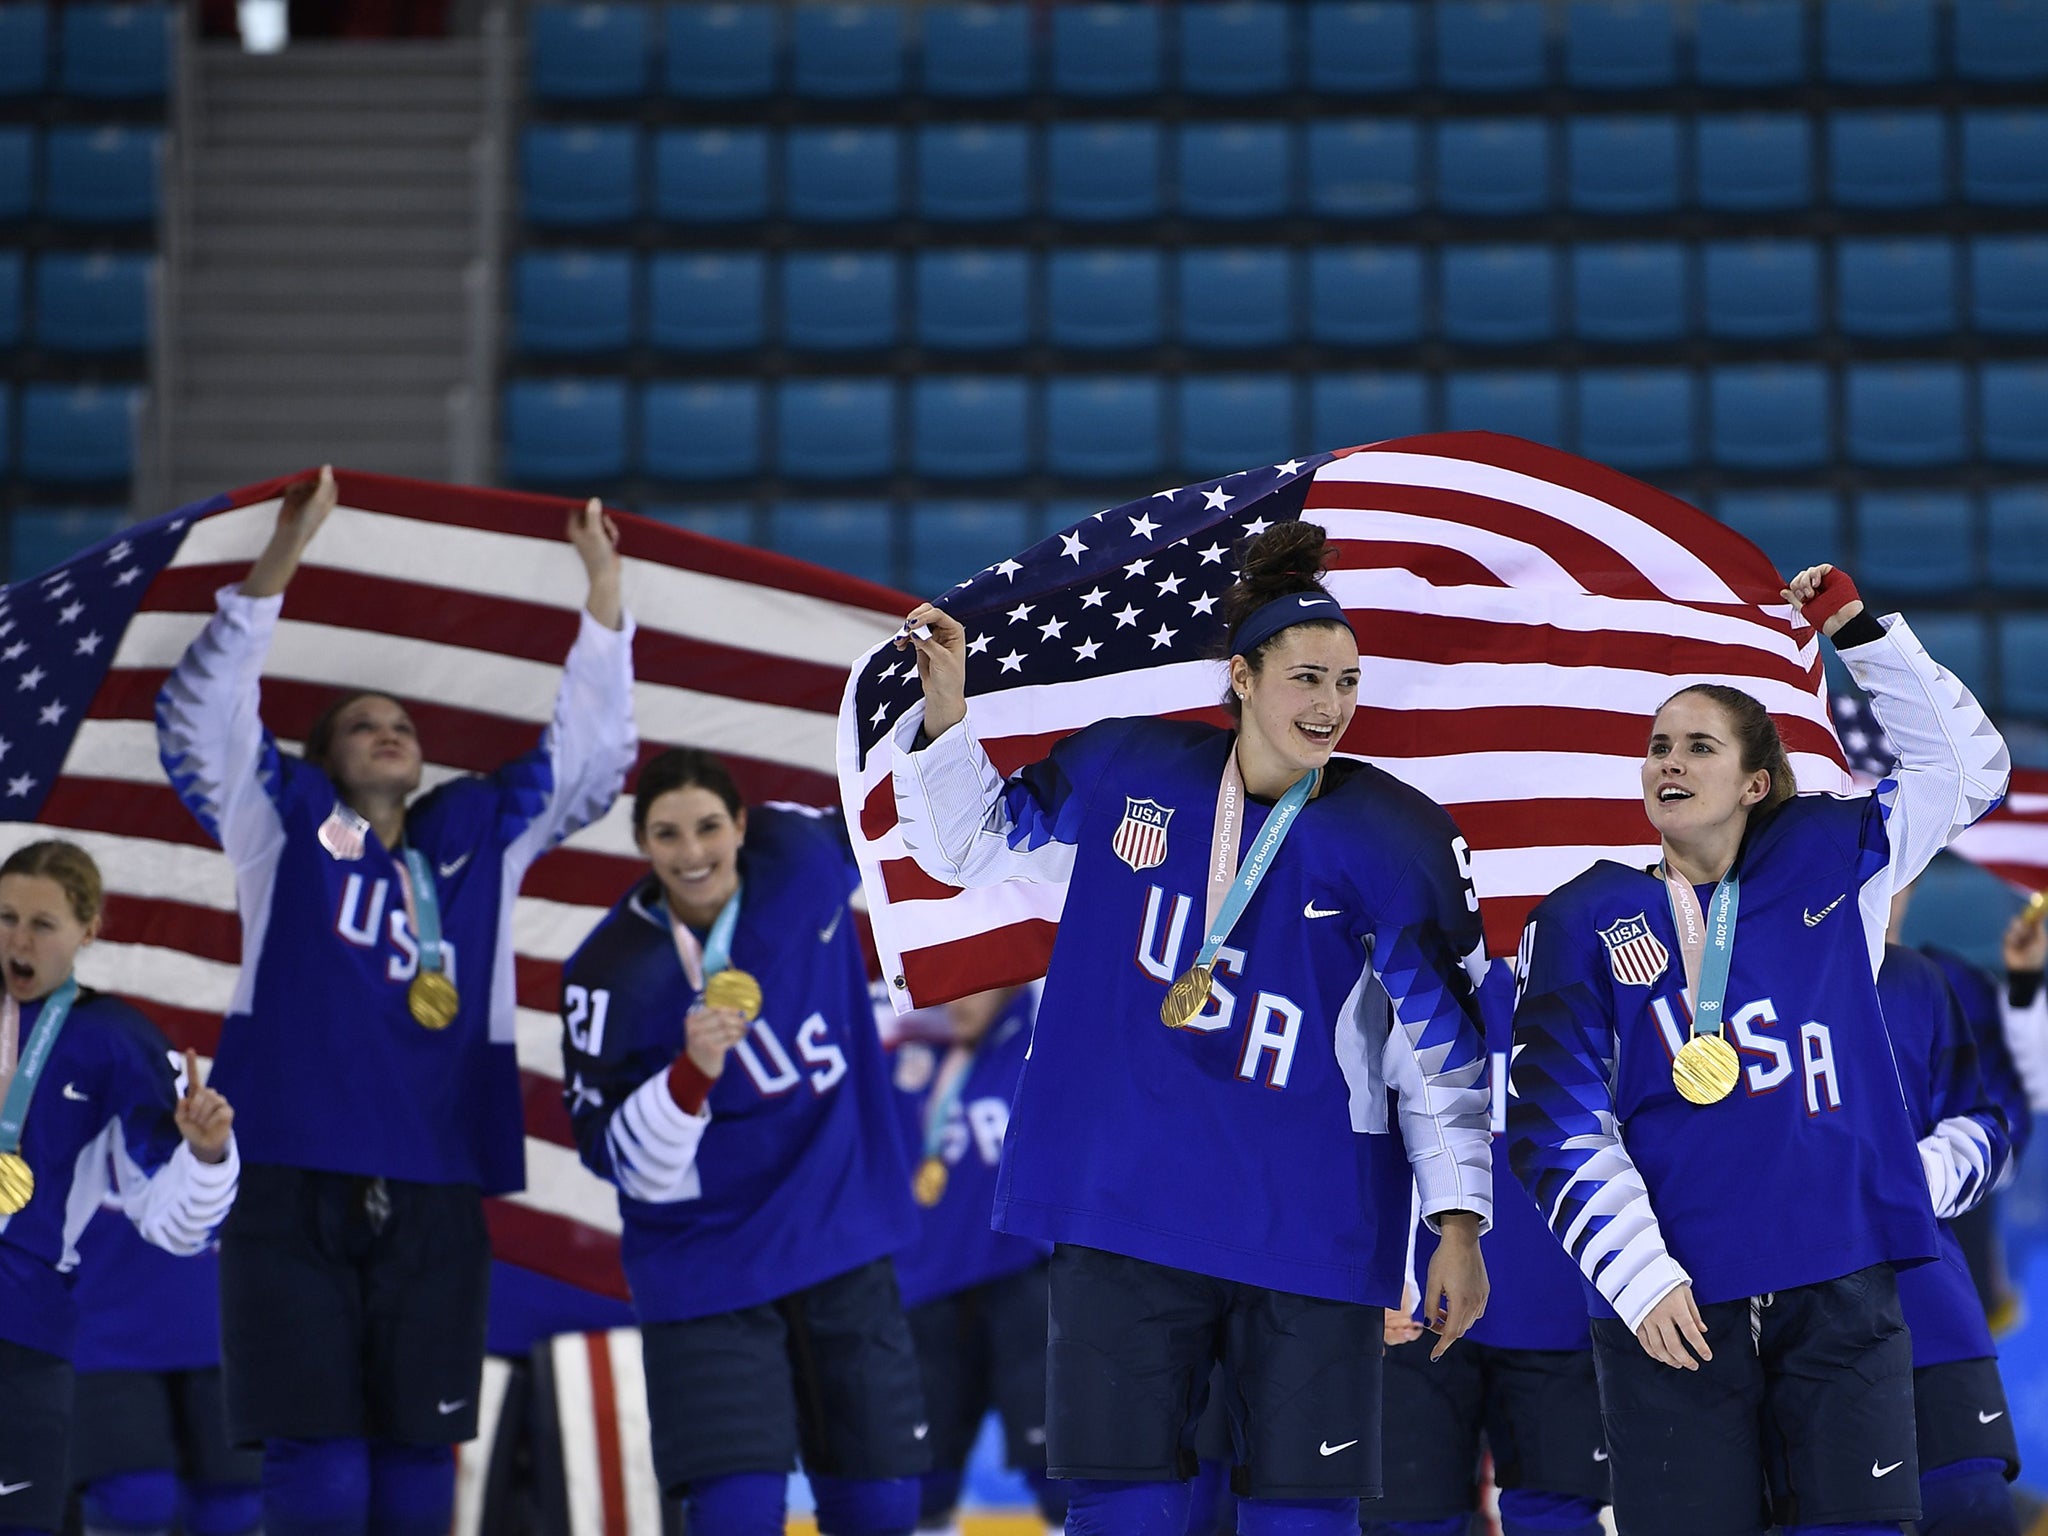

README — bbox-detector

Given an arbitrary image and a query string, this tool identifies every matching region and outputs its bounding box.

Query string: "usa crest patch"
[1112,797,1174,872]
[1598,913,1670,988]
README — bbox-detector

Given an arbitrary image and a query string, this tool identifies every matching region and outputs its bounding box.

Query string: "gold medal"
[703,967,763,1022]
[0,1150,33,1216]
[1160,964,1214,1029]
[1672,1034,1741,1105]
[408,969,460,1031]
[913,1155,949,1207]
[2023,889,2048,927]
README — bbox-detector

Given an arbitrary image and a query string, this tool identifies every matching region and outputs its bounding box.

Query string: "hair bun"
[1221,521,1332,640]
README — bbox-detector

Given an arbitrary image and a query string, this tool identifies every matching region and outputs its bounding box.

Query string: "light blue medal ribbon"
[401,849,449,977]
[674,881,762,1021]
[913,1041,976,1205]
[1661,863,1743,1104]
[0,977,81,1212]
[702,882,743,978]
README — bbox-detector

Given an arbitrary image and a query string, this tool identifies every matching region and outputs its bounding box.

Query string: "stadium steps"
[149,33,501,511]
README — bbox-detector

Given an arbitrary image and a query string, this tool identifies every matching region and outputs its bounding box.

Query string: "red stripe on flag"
[897,919,1059,999]
[483,1200,628,1299]
[584,1334,629,1536]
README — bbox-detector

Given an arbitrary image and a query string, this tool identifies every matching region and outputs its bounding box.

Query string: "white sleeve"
[154,585,289,866]
[604,1071,710,1204]
[504,609,640,872]
[116,1134,240,1258]
[2001,986,2048,1114]
[1919,1115,2002,1220]
[887,704,1078,889]
[1383,1010,1494,1234]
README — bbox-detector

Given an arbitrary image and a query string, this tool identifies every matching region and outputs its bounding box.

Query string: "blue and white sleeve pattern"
[92,1044,238,1259]
[1921,982,2012,1220]
[154,585,292,865]
[500,609,639,871]
[1509,914,1690,1331]
[561,954,707,1205]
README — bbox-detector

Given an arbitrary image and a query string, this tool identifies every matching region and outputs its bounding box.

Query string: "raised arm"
[106,1043,238,1258]
[2000,913,2048,1126]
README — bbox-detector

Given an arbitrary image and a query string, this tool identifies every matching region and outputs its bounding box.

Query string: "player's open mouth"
[5,959,34,984]
[1658,785,1692,802]
[1296,722,1335,746]
[675,864,717,884]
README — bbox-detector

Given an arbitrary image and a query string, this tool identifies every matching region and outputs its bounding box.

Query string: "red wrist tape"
[1800,567,1862,632]
[667,1054,714,1115]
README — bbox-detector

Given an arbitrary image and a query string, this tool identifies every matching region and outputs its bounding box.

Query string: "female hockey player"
[155,466,636,1536]
[0,840,239,1536]
[559,748,926,1536]
[891,521,1493,1536]
[1508,563,2011,1536]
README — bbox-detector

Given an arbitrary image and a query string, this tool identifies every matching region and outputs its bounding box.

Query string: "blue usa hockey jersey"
[0,991,238,1360]
[561,806,917,1324]
[1510,617,2010,1330]
[890,989,1051,1310]
[71,1209,222,1374]
[890,712,1492,1307]
[1925,946,2034,1164]
[1881,943,2010,1367]
[157,586,636,1193]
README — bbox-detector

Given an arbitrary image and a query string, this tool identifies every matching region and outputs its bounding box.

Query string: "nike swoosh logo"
[913,1423,929,1440]
[1804,894,1847,927]
[1304,901,1342,919]
[820,907,845,943]
[62,1082,88,1102]
[438,852,471,880]
[1872,1460,1904,1478]
[1980,1410,2006,1424]
[438,1399,467,1415]
[1297,596,1323,608]
[1319,1439,1358,1457]
[1593,1449,1609,1462]
[0,1483,31,1496]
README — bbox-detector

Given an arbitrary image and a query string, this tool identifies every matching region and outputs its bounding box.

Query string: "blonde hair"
[0,839,105,925]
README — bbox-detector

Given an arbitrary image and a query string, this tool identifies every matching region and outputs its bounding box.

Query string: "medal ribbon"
[1189,750,1321,974]
[1661,864,1741,1040]
[396,850,449,978]
[919,1044,975,1163]
[0,977,80,1158]
[669,882,744,995]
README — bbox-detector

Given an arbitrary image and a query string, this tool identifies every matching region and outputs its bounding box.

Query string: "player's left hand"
[568,497,625,630]
[174,1049,234,1165]
[2004,908,2047,974]
[1420,1211,1488,1361]
[1383,1281,1425,1347]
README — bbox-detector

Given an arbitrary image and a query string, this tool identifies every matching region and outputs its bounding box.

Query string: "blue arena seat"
[1576,367,1697,471]
[1045,376,1164,478]
[787,127,902,224]
[22,384,141,483]
[910,377,1031,479]
[529,4,650,101]
[1571,242,1688,343]
[501,379,628,484]
[1305,119,1420,220]
[1955,0,2048,81]
[1179,123,1292,221]
[913,249,1032,351]
[1822,0,1936,84]
[1907,615,1993,704]
[1846,363,1967,468]
[1963,111,2048,207]
[915,124,1030,223]
[1306,1,1418,94]
[769,501,896,586]
[0,4,49,97]
[782,252,899,353]
[1987,485,2048,589]
[906,501,1034,595]
[33,251,151,354]
[1983,363,2048,464]
[1696,113,1812,212]
[44,126,159,225]
[777,379,897,480]
[641,381,764,481]
[1716,490,1840,577]
[1178,375,1300,479]
[0,128,32,221]
[524,125,640,226]
[60,3,168,99]
[1443,370,1565,447]
[0,382,10,476]
[648,252,764,353]
[1566,114,1683,215]
[1180,2,1293,95]
[1311,372,1430,447]
[1047,249,1161,349]
[920,4,1032,97]
[1999,617,2048,716]
[1047,122,1161,222]
[1434,0,1549,93]
[0,251,21,350]
[792,3,903,99]
[1307,246,1424,346]
[663,2,777,98]
[652,127,768,224]
[917,249,1032,352]
[514,252,634,355]
[1971,236,2048,335]
[1179,247,1294,350]
[1836,238,1956,339]
[1694,0,1807,87]
[1564,0,1678,90]
[1829,111,1948,209]
[1441,244,1558,345]
[1701,240,1821,340]
[1436,118,1551,216]
[8,506,129,582]
[641,504,758,545]
[1708,365,1830,470]
[1050,4,1162,97]
[1853,490,1975,594]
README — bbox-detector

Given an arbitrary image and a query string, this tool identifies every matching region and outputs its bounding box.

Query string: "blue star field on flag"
[1830,686,1900,781]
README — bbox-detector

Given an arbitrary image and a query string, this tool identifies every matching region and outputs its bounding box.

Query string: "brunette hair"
[1660,683,1798,814]
[1218,521,1347,712]
[632,748,744,838]
[0,839,104,925]
[302,690,405,778]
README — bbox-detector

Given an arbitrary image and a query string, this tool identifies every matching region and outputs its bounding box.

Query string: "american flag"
[0,468,907,1304]
[841,431,1856,1012]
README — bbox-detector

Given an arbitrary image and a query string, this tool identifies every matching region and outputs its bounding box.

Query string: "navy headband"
[1229,591,1354,659]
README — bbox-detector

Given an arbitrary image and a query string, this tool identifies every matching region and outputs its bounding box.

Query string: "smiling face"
[318,694,424,803]
[637,785,747,928]
[1231,622,1361,781]
[0,873,97,1004]
[1642,691,1773,846]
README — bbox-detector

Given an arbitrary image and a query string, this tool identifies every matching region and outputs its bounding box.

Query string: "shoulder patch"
[1598,912,1671,988]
